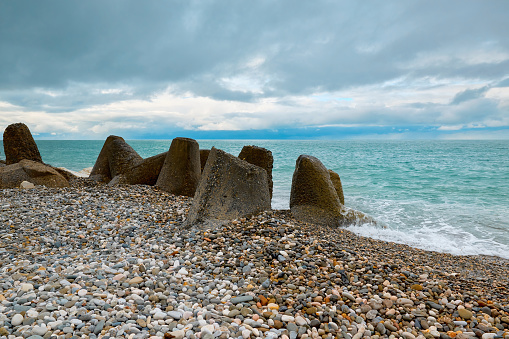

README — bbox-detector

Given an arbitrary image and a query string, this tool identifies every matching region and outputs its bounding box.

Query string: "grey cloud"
[496,78,509,87]
[451,86,490,105]
[2,1,508,90]
[0,0,508,133]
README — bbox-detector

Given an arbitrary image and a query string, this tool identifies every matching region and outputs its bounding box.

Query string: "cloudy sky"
[1,1,508,140]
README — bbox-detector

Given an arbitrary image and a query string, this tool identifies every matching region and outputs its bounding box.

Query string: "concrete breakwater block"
[3,122,42,165]
[89,135,143,183]
[156,137,201,197]
[186,147,271,228]
[290,154,374,226]
[238,145,274,199]
[0,160,69,189]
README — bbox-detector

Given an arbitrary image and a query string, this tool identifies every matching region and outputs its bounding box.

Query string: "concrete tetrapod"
[0,160,69,189]
[238,145,274,199]
[110,151,168,186]
[89,135,143,183]
[328,169,345,205]
[290,155,375,227]
[186,147,271,228]
[3,123,42,165]
[156,137,201,197]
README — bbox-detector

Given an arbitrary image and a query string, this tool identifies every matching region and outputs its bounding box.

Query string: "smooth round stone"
[366,310,378,320]
[398,298,414,306]
[113,274,126,281]
[295,316,307,326]
[94,320,105,334]
[342,292,355,302]
[154,312,166,320]
[384,321,397,332]
[231,295,254,304]
[287,323,298,332]
[411,284,423,291]
[402,332,416,339]
[228,309,241,317]
[168,311,182,320]
[386,309,396,316]
[32,325,48,336]
[281,315,295,322]
[458,308,473,320]
[11,314,24,326]
[26,309,39,318]
[309,319,320,328]
[306,307,317,315]
[130,277,144,285]
[430,329,441,337]
[21,283,34,292]
[169,330,185,339]
[201,324,215,334]
[240,308,251,317]
[267,303,279,310]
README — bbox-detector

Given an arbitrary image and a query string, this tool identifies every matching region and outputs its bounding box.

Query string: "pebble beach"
[1,181,508,339]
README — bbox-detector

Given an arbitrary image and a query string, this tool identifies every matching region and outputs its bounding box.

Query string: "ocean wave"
[271,192,509,259]
[346,222,509,259]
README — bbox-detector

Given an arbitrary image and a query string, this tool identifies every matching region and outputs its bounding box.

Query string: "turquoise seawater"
[2,140,508,258]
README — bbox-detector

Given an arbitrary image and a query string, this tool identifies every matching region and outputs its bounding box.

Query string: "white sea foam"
[271,192,509,259]
[346,223,509,259]
[271,195,290,210]
[58,167,93,178]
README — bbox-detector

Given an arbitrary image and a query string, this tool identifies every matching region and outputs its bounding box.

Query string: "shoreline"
[0,183,508,339]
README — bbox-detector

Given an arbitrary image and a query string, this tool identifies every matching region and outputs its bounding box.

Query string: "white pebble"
[153,312,166,320]
[201,324,215,334]
[26,309,39,318]
[11,314,23,326]
[169,330,185,339]
[295,316,307,326]
[282,315,295,322]
[32,325,48,336]
[21,283,34,292]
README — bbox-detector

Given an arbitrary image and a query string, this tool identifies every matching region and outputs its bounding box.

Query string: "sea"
[2,139,508,259]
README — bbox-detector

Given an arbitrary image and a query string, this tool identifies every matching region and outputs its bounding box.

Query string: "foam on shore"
[346,222,509,259]
[58,166,93,178]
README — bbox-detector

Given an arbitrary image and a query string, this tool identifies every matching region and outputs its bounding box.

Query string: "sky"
[0,0,508,140]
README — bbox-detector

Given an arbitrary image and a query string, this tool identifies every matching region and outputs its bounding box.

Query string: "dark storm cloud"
[0,0,508,138]
[2,1,508,93]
